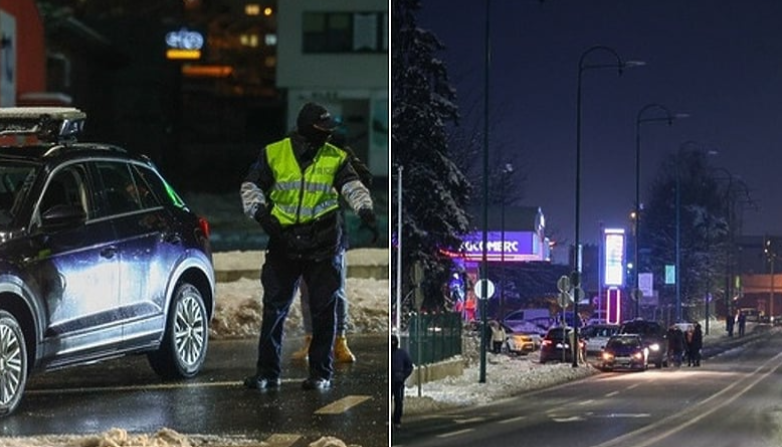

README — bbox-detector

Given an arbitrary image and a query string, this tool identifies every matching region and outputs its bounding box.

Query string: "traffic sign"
[475,279,495,300]
[559,291,572,307]
[557,275,570,293]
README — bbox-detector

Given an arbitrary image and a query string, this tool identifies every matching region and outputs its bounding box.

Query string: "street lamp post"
[711,167,743,335]
[479,0,492,384]
[634,103,686,318]
[573,45,643,367]
[500,163,514,322]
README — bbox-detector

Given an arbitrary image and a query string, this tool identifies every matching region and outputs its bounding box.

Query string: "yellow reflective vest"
[266,138,346,226]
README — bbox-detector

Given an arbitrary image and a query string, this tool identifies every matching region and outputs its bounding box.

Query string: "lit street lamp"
[574,45,643,367]
[633,103,687,318]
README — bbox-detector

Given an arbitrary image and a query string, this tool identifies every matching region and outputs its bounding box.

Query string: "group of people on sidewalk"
[666,323,703,367]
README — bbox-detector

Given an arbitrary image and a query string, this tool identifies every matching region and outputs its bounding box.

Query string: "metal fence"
[403,312,462,364]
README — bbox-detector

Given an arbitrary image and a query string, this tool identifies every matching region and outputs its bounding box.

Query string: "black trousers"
[392,380,405,424]
[255,250,341,381]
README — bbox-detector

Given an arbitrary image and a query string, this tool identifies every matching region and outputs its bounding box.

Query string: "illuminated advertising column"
[603,228,625,324]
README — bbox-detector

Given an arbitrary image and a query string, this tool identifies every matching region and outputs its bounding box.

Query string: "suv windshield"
[0,162,37,227]
[606,337,640,349]
[621,321,663,337]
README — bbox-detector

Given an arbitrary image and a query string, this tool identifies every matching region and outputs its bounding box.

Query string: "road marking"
[453,417,484,424]
[437,428,474,438]
[264,434,301,447]
[596,413,651,419]
[593,350,782,447]
[25,380,298,395]
[314,395,372,414]
[605,391,620,397]
[498,415,527,424]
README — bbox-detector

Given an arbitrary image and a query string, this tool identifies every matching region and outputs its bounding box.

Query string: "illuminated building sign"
[443,231,543,262]
[165,28,204,60]
[603,228,625,286]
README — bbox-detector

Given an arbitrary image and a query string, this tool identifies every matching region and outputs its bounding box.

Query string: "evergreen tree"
[391,0,472,317]
[641,149,731,321]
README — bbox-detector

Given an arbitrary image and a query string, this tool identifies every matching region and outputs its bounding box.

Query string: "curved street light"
[633,103,688,319]
[573,45,643,367]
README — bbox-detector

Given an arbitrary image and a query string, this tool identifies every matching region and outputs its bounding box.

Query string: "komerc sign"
[462,240,519,254]
[450,231,539,262]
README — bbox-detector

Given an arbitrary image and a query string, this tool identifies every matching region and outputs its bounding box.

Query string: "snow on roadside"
[404,337,599,415]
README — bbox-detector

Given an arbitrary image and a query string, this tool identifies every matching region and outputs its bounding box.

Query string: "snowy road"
[4,335,389,447]
[393,329,782,447]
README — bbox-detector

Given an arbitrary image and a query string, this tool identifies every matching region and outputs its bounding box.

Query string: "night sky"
[416,0,782,260]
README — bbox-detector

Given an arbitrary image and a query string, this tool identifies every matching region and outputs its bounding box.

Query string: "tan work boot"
[292,335,311,361]
[334,335,356,363]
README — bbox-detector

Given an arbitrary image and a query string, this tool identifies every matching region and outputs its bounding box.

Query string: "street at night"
[393,328,782,447]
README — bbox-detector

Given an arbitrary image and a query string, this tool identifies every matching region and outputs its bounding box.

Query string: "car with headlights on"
[598,334,648,372]
[619,319,667,368]
[539,326,586,364]
[0,108,215,416]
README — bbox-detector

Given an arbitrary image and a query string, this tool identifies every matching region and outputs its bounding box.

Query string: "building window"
[302,12,387,54]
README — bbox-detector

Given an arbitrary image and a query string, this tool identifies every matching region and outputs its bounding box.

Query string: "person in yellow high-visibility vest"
[240,102,377,391]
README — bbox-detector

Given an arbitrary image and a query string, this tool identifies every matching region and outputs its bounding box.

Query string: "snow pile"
[209,249,390,339]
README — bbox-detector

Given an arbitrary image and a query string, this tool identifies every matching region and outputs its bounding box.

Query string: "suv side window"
[95,161,155,216]
[129,164,164,209]
[38,164,91,221]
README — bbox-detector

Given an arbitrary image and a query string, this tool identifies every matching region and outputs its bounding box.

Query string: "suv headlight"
[649,343,660,351]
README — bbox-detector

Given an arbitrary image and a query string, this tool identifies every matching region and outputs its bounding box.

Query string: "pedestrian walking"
[240,102,377,391]
[291,138,374,364]
[689,323,703,366]
[726,311,735,337]
[392,334,414,429]
[737,310,747,337]
[490,321,506,354]
[666,324,685,367]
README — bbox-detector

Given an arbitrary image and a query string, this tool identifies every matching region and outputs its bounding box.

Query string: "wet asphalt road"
[0,334,389,447]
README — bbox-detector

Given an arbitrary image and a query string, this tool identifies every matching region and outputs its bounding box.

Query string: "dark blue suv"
[0,108,215,416]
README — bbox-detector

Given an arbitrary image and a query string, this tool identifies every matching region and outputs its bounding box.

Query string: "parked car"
[502,309,550,344]
[500,322,537,355]
[0,108,215,416]
[619,319,667,368]
[581,323,620,355]
[504,330,536,355]
[539,326,586,364]
[598,334,648,372]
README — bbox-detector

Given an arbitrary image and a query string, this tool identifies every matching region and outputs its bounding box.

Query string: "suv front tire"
[147,282,208,379]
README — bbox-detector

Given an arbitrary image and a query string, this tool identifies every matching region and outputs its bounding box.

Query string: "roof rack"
[0,107,86,143]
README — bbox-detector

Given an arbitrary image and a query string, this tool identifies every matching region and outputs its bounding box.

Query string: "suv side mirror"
[41,204,86,230]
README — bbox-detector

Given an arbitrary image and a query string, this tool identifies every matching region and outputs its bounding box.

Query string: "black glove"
[358,208,379,244]
[254,206,282,239]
